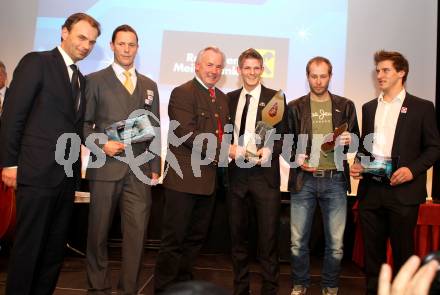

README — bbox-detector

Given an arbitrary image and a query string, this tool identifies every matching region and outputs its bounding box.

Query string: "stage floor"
[0,249,366,295]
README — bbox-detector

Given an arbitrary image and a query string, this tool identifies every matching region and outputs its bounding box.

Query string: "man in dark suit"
[287,56,359,295]
[154,46,230,293]
[0,61,7,115]
[84,25,161,295]
[350,50,440,295]
[227,48,287,295]
[0,13,100,295]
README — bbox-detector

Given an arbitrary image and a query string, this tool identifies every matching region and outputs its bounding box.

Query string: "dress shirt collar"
[378,88,406,103]
[112,62,136,77]
[240,83,262,100]
[195,75,215,91]
[57,46,75,67]
[0,86,5,98]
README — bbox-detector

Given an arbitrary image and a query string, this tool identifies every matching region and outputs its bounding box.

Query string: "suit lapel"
[391,94,410,156]
[256,85,272,124]
[51,48,75,122]
[132,71,145,111]
[102,66,133,117]
[229,88,241,124]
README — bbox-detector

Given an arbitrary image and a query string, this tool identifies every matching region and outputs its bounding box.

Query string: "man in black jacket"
[0,13,100,295]
[350,50,440,295]
[287,56,359,295]
[227,48,287,295]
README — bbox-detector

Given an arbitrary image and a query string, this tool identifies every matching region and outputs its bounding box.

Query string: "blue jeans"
[290,172,347,288]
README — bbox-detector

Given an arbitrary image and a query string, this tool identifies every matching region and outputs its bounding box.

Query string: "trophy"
[356,153,399,182]
[105,114,155,143]
[245,89,285,161]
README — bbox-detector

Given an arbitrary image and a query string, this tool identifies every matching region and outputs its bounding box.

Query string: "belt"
[308,169,339,178]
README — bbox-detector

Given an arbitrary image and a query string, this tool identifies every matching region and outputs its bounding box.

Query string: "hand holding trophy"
[245,89,285,165]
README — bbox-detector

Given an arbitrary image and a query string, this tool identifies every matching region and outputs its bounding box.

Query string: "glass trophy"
[105,114,155,143]
[357,153,398,181]
[245,121,275,162]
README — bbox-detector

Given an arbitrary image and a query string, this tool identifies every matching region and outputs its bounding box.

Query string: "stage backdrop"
[0,0,437,195]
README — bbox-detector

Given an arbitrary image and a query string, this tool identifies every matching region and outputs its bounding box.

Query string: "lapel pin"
[400,107,407,114]
[259,102,266,107]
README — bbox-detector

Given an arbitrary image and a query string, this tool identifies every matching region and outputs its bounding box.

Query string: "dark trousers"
[154,188,216,293]
[6,177,75,295]
[359,181,419,295]
[228,167,280,295]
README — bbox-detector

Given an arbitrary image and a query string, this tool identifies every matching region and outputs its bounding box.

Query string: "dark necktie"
[238,94,251,146]
[70,64,80,111]
[209,87,223,142]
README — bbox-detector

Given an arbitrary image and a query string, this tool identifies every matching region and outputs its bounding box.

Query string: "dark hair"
[238,48,263,68]
[374,50,409,83]
[306,56,332,76]
[111,24,139,43]
[62,12,101,36]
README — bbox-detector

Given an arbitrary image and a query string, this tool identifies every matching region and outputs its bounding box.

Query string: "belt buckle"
[313,170,325,178]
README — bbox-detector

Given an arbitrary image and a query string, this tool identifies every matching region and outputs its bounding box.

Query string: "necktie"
[238,94,251,146]
[209,87,223,142]
[70,64,80,111]
[123,70,134,94]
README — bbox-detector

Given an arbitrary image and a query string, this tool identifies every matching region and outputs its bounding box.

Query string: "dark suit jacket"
[357,93,440,205]
[287,93,360,193]
[162,78,230,195]
[0,48,85,187]
[83,66,161,181]
[227,85,288,189]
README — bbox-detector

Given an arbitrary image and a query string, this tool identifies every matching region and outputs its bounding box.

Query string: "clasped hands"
[229,144,272,165]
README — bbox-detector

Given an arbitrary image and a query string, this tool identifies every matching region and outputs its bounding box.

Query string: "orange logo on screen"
[256,49,275,78]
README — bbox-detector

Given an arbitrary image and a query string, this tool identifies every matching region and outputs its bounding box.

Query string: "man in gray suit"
[84,24,161,295]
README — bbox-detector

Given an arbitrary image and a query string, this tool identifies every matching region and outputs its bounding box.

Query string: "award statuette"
[105,114,155,143]
[356,153,399,182]
[245,89,285,161]
[320,122,349,157]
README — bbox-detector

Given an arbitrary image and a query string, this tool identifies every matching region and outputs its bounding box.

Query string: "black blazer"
[287,93,360,193]
[0,48,85,187]
[227,85,288,189]
[357,93,440,205]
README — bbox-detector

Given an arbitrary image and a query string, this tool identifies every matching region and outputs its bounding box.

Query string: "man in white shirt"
[350,50,440,295]
[0,13,100,295]
[83,24,161,295]
[227,48,287,295]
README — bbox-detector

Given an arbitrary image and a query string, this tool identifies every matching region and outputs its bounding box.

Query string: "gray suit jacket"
[83,65,161,181]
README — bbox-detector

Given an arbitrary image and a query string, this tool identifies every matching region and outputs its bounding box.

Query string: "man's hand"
[350,162,364,179]
[390,167,413,186]
[150,172,159,186]
[378,255,439,295]
[229,144,246,160]
[296,154,317,172]
[338,131,351,146]
[2,167,17,189]
[103,140,126,157]
[256,147,272,165]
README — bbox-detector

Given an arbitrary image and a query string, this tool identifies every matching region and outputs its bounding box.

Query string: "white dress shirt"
[112,63,137,90]
[372,88,406,157]
[233,84,261,152]
[57,46,76,81]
